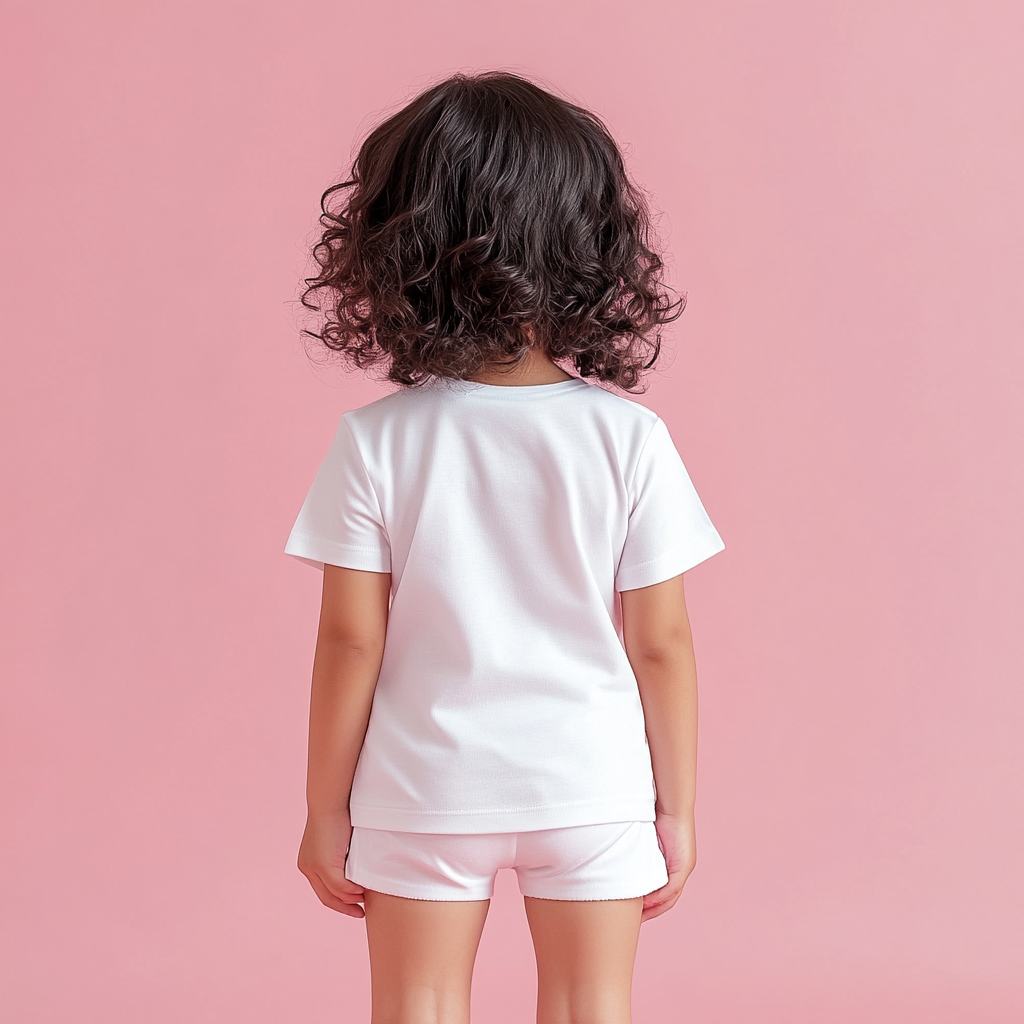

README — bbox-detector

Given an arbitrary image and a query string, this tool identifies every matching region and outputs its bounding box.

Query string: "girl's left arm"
[296,564,391,919]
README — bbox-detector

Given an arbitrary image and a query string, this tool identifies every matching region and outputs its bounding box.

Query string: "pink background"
[2,2,1022,1021]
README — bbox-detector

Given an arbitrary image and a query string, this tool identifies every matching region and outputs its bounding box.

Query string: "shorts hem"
[520,873,669,903]
[347,869,493,903]
[520,891,654,902]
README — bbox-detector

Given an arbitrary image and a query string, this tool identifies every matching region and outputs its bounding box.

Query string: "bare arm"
[297,564,390,918]
[620,572,699,922]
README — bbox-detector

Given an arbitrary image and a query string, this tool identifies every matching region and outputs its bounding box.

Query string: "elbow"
[339,638,385,660]
[318,628,387,661]
[625,628,693,667]
[628,647,685,670]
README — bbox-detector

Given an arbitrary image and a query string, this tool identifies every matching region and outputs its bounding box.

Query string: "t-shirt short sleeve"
[614,417,725,592]
[283,415,391,573]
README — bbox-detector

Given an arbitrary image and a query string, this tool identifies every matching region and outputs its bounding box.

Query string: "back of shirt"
[284,374,725,833]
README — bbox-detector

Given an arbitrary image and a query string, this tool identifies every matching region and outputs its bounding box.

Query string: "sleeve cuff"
[284,531,392,573]
[615,535,725,592]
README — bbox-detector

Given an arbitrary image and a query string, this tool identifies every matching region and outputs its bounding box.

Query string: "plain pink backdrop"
[2,2,1022,1022]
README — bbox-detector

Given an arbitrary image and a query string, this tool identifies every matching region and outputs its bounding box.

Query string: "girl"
[284,71,725,1024]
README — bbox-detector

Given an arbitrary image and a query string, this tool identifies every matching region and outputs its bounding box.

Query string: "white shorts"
[345,820,669,902]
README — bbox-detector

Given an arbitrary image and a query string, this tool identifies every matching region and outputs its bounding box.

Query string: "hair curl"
[299,70,684,392]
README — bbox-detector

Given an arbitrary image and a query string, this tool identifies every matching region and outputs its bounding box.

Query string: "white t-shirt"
[284,374,725,833]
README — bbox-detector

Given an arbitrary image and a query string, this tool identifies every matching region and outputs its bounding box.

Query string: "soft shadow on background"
[1,2,1021,1022]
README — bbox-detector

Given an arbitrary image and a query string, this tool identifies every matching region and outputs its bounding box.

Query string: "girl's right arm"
[620,572,700,923]
[296,564,391,919]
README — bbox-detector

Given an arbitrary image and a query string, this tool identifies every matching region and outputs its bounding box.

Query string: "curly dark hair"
[299,70,685,392]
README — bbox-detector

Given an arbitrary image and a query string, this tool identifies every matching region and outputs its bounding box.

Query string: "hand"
[642,810,697,923]
[297,810,366,919]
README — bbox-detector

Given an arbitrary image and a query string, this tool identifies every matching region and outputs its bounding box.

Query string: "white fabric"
[345,821,670,901]
[284,374,725,833]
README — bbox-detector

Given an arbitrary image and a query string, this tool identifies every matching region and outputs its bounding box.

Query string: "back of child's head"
[301,70,684,392]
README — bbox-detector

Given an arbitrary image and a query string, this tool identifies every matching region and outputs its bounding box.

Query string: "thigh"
[524,895,643,1024]
[364,890,490,1024]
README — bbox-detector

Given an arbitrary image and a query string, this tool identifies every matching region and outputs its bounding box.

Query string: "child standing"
[285,71,725,1024]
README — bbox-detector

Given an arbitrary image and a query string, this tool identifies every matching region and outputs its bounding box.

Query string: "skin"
[297,345,701,1023]
[464,341,577,385]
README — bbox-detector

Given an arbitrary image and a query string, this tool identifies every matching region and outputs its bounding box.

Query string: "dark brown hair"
[299,71,684,392]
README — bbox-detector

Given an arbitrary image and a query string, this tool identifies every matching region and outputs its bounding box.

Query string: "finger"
[319,869,366,903]
[641,892,677,917]
[641,874,688,919]
[317,870,366,908]
[643,882,682,906]
[643,877,684,907]
[299,857,366,902]
[641,890,682,923]
[306,872,365,918]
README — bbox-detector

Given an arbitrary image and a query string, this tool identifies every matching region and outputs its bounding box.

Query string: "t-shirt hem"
[349,797,657,834]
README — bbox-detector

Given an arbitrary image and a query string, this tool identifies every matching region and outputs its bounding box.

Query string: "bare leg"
[363,889,490,1024]
[524,895,644,1024]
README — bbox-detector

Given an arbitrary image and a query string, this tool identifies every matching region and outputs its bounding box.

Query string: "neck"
[466,345,575,387]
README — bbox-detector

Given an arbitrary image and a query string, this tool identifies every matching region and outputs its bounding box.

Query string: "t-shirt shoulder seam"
[595,387,659,416]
